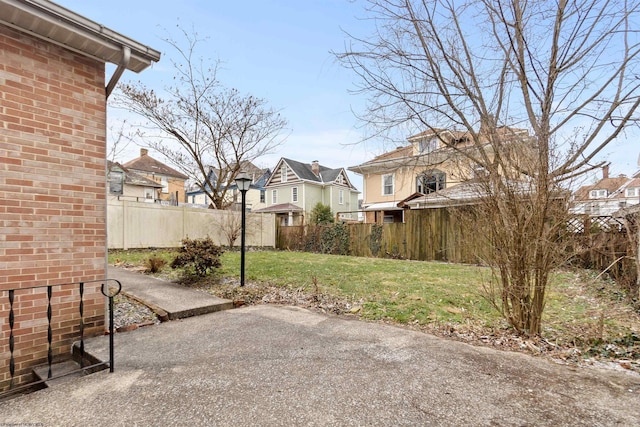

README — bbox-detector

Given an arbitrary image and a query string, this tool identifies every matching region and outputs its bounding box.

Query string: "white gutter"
[0,0,161,97]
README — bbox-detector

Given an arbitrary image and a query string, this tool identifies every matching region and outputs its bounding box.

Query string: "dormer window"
[626,188,639,198]
[589,189,608,199]
[418,138,438,154]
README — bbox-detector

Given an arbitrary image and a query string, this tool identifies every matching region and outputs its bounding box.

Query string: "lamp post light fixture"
[235,172,252,287]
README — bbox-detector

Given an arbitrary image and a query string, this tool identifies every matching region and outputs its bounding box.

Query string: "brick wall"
[0,24,107,387]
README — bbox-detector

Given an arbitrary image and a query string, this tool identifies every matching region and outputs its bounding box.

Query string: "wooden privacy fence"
[277,209,484,263]
[278,209,637,291]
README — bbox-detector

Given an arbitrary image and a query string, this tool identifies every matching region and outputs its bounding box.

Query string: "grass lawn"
[109,248,640,364]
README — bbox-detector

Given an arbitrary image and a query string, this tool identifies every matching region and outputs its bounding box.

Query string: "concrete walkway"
[107,266,233,320]
[2,303,640,425]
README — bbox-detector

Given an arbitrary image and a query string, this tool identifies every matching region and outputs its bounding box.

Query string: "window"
[260,190,266,203]
[382,174,394,196]
[281,166,287,183]
[339,189,344,205]
[272,189,277,204]
[626,188,639,198]
[337,174,344,185]
[589,189,607,199]
[143,188,155,202]
[108,171,123,195]
[417,171,446,194]
[161,176,169,193]
[292,187,298,202]
[419,138,438,154]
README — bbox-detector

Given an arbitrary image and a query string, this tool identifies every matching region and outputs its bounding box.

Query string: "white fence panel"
[107,199,276,249]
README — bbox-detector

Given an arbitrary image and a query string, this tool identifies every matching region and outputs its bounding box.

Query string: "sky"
[53,0,640,190]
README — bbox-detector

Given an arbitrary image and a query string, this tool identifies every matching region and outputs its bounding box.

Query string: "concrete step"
[32,357,107,388]
[32,360,86,387]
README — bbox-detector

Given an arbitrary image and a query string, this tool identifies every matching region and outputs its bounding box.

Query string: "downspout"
[105,46,131,98]
[104,45,130,328]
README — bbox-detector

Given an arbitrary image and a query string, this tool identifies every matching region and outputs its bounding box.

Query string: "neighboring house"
[572,165,640,216]
[348,127,533,223]
[108,161,163,202]
[186,161,271,211]
[255,158,359,226]
[0,0,159,387]
[123,148,188,204]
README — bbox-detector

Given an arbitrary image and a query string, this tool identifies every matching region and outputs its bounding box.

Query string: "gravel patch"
[113,293,161,330]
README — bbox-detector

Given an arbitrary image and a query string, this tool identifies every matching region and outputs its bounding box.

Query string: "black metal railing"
[1,278,121,399]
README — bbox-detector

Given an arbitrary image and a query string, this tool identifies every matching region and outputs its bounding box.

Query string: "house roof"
[123,151,188,180]
[267,158,357,190]
[362,201,404,211]
[361,146,413,164]
[253,203,303,213]
[349,125,534,175]
[406,126,530,143]
[0,0,161,73]
[108,161,162,188]
[405,181,486,209]
[573,176,635,201]
[209,160,270,187]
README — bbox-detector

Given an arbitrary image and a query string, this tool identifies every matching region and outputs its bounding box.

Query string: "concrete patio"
[1,304,639,426]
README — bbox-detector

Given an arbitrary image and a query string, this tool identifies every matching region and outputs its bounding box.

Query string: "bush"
[310,202,334,225]
[171,237,223,277]
[145,255,167,273]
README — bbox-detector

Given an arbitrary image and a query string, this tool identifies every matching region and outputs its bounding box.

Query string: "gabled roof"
[123,151,188,180]
[108,161,162,188]
[284,158,328,182]
[266,158,357,190]
[573,176,635,201]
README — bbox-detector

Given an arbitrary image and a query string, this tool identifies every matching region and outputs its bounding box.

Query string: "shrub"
[145,255,167,273]
[171,237,224,277]
[310,202,334,225]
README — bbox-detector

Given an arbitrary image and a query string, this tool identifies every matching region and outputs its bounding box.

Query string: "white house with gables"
[255,158,359,225]
[572,165,640,216]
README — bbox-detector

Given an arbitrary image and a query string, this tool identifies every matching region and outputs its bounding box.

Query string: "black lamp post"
[235,172,251,287]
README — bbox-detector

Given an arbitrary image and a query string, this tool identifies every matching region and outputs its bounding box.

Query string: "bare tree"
[111,29,288,209]
[338,0,640,335]
[107,120,130,163]
[212,211,260,249]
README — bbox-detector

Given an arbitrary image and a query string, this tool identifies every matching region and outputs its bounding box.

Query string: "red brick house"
[0,0,160,388]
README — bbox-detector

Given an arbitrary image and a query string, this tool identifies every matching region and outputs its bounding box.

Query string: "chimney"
[603,164,609,179]
[140,148,148,157]
[311,160,319,176]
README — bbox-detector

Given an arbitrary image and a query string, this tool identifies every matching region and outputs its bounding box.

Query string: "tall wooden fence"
[278,210,637,293]
[277,208,484,263]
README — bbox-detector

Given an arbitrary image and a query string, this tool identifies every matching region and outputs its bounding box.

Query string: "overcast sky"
[54,0,640,189]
